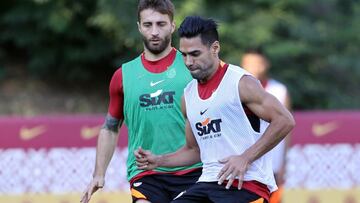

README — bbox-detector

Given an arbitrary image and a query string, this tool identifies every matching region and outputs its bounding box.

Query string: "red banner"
[291,111,360,145]
[1,111,359,149]
[0,115,128,149]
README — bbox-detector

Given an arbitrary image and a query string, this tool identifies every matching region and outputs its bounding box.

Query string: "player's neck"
[143,45,173,62]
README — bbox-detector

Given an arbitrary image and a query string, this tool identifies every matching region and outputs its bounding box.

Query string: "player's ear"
[171,21,176,34]
[211,41,220,55]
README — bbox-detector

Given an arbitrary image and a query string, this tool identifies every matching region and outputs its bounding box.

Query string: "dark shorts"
[171,182,268,203]
[130,169,202,203]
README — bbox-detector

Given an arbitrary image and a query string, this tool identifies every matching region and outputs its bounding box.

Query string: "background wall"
[1,112,359,203]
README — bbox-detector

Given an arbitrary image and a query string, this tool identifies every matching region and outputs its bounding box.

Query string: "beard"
[143,35,171,55]
[188,63,214,82]
[189,70,203,81]
[189,66,207,81]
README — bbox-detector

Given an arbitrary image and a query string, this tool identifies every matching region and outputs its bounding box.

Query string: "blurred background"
[0,0,359,203]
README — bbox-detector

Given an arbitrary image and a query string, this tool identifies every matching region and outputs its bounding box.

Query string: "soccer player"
[241,47,292,203]
[135,16,295,203]
[81,1,201,203]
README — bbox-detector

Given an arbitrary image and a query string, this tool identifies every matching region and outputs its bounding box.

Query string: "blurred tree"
[0,0,125,85]
[0,0,359,109]
[203,0,360,109]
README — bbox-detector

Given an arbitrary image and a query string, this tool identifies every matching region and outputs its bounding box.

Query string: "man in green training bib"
[81,1,202,203]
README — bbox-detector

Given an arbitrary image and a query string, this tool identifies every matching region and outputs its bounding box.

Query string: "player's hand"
[80,176,105,203]
[217,155,250,190]
[134,147,160,170]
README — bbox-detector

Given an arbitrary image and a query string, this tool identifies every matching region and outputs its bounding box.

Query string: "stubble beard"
[190,64,214,83]
[143,35,171,55]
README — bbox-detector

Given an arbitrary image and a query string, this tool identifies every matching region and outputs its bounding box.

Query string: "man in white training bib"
[135,16,295,203]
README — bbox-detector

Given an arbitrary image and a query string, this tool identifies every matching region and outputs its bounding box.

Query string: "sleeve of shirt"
[108,67,124,120]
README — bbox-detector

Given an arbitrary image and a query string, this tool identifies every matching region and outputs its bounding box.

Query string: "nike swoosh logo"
[200,108,208,115]
[19,125,47,140]
[150,89,163,98]
[133,182,142,187]
[173,190,186,200]
[150,80,165,87]
[81,125,102,139]
[312,121,339,137]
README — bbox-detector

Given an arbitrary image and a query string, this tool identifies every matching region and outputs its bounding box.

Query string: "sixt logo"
[139,90,175,108]
[195,118,222,136]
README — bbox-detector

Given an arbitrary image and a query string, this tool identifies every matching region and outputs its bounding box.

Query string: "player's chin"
[190,71,203,80]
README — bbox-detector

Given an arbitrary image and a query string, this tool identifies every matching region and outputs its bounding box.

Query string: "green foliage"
[202,0,360,109]
[0,0,359,109]
[0,0,135,84]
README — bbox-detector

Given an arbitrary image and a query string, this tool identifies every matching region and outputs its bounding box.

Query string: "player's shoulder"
[114,66,122,74]
[110,66,123,82]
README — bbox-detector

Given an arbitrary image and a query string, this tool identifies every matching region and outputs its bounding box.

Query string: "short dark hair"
[137,0,175,22]
[244,46,267,59]
[178,16,219,47]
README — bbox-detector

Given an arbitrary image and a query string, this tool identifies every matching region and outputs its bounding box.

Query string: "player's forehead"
[179,36,207,53]
[139,9,171,23]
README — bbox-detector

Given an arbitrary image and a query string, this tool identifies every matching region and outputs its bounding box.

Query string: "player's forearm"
[243,113,295,164]
[93,128,119,177]
[157,145,200,168]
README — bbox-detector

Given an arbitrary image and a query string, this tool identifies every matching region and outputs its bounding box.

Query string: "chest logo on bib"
[139,90,176,111]
[195,118,223,140]
[200,108,208,115]
[166,68,176,78]
[150,79,165,87]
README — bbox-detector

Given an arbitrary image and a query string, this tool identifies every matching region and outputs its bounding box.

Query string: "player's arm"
[81,69,123,203]
[217,75,295,189]
[135,96,201,169]
[93,114,122,178]
[240,76,295,164]
[81,116,122,203]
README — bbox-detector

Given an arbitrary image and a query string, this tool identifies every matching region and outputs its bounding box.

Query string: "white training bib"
[184,64,277,192]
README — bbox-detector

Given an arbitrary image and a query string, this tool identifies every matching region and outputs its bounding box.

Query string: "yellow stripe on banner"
[250,197,264,203]
[283,188,360,203]
[0,192,132,203]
